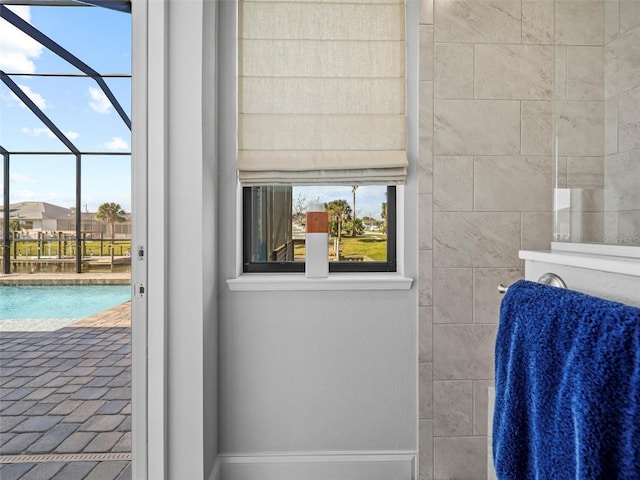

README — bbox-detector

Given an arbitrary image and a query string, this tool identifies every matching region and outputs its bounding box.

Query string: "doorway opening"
[1,3,135,478]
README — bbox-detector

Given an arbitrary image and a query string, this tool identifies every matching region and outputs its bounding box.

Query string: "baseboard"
[218,452,415,480]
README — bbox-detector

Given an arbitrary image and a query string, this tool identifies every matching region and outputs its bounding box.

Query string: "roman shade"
[238,0,407,186]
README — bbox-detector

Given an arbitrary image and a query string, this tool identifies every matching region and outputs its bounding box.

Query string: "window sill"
[226,273,413,292]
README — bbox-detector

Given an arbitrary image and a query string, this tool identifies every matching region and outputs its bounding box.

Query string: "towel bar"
[498,273,567,294]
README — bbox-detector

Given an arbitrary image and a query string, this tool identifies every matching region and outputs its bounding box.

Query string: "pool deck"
[0,273,130,286]
[0,301,132,479]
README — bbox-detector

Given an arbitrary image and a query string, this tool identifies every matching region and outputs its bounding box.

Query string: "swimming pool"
[0,285,131,321]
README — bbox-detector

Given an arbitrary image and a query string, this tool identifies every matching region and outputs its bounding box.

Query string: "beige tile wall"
[418,0,554,477]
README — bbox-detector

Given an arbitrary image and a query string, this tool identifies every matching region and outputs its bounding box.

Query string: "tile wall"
[554,0,640,246]
[554,1,606,243]
[603,0,640,245]
[418,0,555,477]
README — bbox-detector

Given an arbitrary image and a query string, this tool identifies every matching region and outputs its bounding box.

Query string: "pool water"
[0,285,131,320]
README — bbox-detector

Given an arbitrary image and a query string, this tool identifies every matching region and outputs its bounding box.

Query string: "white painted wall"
[216,0,419,466]
[165,1,206,474]
[218,290,417,453]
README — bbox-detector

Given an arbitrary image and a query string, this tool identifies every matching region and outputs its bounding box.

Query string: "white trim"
[232,183,409,286]
[404,1,419,477]
[130,0,148,478]
[520,249,640,277]
[140,0,169,478]
[396,183,407,278]
[551,242,640,259]
[235,182,243,278]
[227,273,413,291]
[218,452,415,480]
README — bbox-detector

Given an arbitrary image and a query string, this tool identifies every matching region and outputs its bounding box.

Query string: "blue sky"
[294,186,388,220]
[0,4,132,212]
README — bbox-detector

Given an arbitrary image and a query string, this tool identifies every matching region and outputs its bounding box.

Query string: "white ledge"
[520,249,640,277]
[227,273,413,291]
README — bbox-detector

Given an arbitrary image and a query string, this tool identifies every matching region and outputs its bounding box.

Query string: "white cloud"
[88,87,112,114]
[9,172,31,183]
[14,189,38,201]
[22,126,51,138]
[0,6,43,74]
[14,84,47,109]
[10,171,32,183]
[47,192,73,203]
[103,136,129,151]
[21,126,55,139]
[20,127,79,141]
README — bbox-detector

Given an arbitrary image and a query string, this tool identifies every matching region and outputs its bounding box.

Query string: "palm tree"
[351,186,358,237]
[96,202,126,242]
[326,199,351,260]
[8,219,22,233]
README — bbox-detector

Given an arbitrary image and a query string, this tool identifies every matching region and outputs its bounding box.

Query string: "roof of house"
[0,202,74,221]
[1,202,132,222]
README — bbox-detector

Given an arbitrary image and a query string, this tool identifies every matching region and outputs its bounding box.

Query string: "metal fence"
[0,234,131,273]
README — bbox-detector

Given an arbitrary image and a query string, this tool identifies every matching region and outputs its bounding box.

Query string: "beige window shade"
[238,0,407,186]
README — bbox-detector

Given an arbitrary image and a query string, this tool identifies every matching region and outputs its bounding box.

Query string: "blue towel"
[493,280,640,480]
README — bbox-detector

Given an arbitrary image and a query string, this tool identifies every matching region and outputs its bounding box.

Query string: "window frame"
[243,185,397,274]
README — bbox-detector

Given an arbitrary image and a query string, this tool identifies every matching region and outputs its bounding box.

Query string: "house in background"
[0,201,74,232]
[0,201,132,238]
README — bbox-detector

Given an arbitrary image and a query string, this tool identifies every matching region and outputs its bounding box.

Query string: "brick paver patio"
[0,297,132,480]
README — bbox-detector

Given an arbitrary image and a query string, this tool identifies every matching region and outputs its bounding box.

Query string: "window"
[243,186,396,273]
[237,1,406,277]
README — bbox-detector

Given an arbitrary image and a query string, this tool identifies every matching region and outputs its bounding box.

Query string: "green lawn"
[294,233,387,261]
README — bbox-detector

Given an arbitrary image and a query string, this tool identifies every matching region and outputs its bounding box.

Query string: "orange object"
[306,211,328,233]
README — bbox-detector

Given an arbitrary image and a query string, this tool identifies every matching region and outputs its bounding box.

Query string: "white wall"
[219,290,417,453]
[166,1,207,474]
[216,0,419,470]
